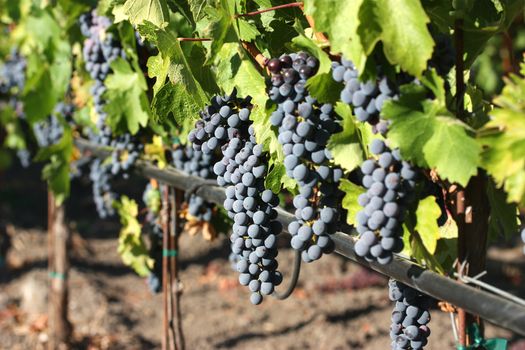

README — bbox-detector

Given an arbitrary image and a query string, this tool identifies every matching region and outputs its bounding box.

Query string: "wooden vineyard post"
[161,184,171,350]
[47,191,72,350]
[170,188,185,350]
[453,18,490,346]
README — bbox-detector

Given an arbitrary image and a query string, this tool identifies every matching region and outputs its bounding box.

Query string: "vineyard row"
[75,138,525,336]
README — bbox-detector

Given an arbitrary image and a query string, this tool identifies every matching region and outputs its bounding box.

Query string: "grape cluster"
[87,134,142,218]
[109,133,143,177]
[172,145,218,221]
[33,103,74,148]
[332,59,396,134]
[142,182,163,293]
[80,10,124,146]
[267,52,342,262]
[389,279,432,350]
[354,139,416,264]
[0,49,26,94]
[0,50,28,167]
[190,91,284,305]
[89,158,117,218]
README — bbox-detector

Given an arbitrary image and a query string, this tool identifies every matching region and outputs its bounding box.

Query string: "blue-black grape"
[388,279,432,350]
[190,91,282,304]
[267,52,343,263]
[354,139,416,264]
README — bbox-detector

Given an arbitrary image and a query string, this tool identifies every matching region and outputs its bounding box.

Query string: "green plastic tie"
[48,271,67,280]
[456,324,508,350]
[162,249,178,257]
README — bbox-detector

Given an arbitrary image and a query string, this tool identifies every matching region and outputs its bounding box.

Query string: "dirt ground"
[1,165,524,350]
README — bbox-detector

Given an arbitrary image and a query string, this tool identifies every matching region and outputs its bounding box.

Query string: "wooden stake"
[47,191,72,350]
[161,185,170,350]
[453,19,489,346]
[170,189,185,350]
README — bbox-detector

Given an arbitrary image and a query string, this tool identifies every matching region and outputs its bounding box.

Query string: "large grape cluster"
[332,58,396,134]
[354,139,416,264]
[89,158,117,218]
[388,279,432,350]
[79,10,124,146]
[331,57,420,264]
[190,91,284,305]
[267,52,342,263]
[80,11,143,218]
[172,145,218,222]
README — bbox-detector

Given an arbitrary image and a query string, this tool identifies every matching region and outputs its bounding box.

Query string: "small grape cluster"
[109,133,143,177]
[190,91,284,305]
[332,58,396,134]
[172,145,218,222]
[33,102,74,148]
[389,279,432,350]
[267,52,342,263]
[354,139,416,264]
[0,49,26,94]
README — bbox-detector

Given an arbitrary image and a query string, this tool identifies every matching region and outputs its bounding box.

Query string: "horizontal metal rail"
[76,139,525,335]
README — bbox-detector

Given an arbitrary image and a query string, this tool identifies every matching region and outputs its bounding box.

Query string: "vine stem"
[241,41,268,70]
[454,18,468,348]
[303,9,329,43]
[502,31,518,75]
[235,2,302,18]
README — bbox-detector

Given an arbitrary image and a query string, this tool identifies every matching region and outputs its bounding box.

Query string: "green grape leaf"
[328,102,365,173]
[104,58,150,134]
[414,196,441,254]
[202,0,238,63]
[423,0,524,67]
[303,0,366,72]
[357,0,434,77]
[138,21,209,113]
[122,0,169,27]
[150,82,199,142]
[382,82,481,186]
[264,163,283,193]
[20,9,72,122]
[237,18,260,41]
[114,196,153,277]
[477,62,525,206]
[339,179,365,227]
